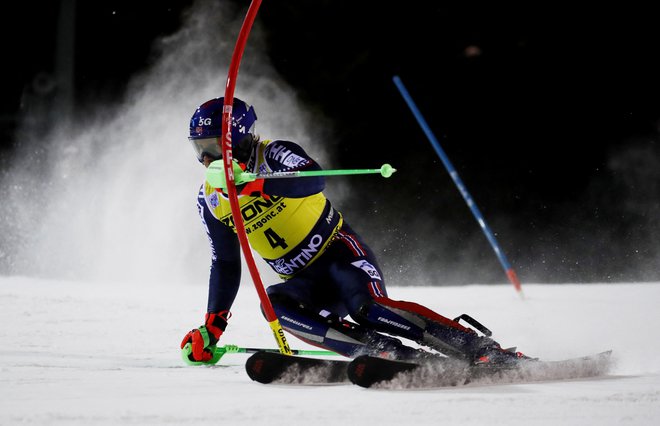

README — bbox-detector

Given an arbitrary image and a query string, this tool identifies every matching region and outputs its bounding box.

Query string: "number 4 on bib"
[264,228,288,249]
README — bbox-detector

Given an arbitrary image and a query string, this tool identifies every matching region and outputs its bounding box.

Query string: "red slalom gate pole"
[219,0,292,355]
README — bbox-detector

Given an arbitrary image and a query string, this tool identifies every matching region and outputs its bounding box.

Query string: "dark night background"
[1,1,659,284]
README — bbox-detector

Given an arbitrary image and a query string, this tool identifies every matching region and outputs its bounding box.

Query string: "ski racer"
[181,97,530,365]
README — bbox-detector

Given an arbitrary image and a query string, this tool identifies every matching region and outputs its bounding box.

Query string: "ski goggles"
[189,137,222,162]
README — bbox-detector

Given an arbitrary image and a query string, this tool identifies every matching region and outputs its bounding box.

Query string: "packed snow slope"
[1,277,659,425]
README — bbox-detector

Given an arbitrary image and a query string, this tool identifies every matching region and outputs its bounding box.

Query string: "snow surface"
[2,3,658,424]
[2,276,659,425]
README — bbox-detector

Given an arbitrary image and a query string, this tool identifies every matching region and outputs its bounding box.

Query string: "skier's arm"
[180,191,241,364]
[260,140,325,198]
[202,199,241,313]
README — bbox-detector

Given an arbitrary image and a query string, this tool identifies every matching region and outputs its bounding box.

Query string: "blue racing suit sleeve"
[261,140,325,198]
[197,187,241,313]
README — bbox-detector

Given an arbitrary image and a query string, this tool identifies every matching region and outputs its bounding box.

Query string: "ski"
[347,350,613,389]
[245,351,351,384]
[347,355,469,388]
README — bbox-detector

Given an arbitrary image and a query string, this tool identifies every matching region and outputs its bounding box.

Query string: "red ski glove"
[180,311,230,364]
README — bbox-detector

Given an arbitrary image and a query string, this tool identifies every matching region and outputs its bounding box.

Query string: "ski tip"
[346,356,375,388]
[245,351,276,384]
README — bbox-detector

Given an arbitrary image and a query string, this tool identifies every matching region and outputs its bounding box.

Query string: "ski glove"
[180,311,230,365]
[206,159,254,190]
[205,159,266,198]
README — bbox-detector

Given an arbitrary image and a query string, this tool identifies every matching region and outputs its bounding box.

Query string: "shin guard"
[270,294,421,359]
[358,297,492,359]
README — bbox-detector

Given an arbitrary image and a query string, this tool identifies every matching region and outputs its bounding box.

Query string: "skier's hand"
[180,312,229,365]
[205,159,256,190]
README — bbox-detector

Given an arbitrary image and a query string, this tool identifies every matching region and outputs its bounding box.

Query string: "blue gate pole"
[393,75,523,297]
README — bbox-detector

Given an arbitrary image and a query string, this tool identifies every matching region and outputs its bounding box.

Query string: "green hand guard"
[206,160,256,190]
[181,342,223,366]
